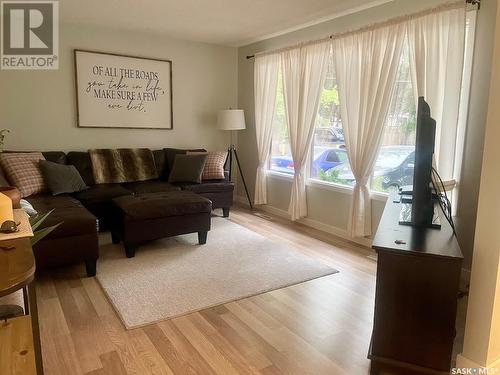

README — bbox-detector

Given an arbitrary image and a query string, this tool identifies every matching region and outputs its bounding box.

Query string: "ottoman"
[111,191,212,258]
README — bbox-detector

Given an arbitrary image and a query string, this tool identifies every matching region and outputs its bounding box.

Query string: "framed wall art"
[74,49,173,129]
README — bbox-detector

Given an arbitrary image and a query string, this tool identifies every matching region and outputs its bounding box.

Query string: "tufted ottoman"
[111,191,212,258]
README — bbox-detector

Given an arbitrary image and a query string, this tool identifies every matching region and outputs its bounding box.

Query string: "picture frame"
[74,49,173,129]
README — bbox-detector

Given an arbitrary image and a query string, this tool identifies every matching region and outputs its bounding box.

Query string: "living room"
[0,0,499,374]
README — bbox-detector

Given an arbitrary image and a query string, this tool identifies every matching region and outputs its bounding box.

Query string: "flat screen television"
[399,96,438,228]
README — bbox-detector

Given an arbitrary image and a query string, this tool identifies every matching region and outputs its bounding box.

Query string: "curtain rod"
[246,0,479,60]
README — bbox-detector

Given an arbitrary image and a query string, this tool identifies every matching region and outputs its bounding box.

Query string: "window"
[269,71,294,174]
[306,39,422,191]
[371,40,416,193]
[268,11,475,195]
[371,11,476,195]
[309,48,352,186]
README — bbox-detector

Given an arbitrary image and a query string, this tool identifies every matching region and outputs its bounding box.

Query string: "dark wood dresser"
[369,198,463,375]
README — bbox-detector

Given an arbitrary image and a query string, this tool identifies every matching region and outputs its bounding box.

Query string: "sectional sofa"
[0,148,234,276]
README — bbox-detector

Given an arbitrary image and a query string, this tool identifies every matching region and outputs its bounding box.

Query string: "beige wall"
[459,0,500,366]
[237,0,496,267]
[455,0,498,269]
[0,23,238,152]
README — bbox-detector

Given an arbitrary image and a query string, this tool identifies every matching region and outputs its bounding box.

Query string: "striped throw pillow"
[187,151,227,180]
[0,152,47,197]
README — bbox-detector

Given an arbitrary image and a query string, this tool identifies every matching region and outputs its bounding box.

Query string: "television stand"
[369,196,462,375]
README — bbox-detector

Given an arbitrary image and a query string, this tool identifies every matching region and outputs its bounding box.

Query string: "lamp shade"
[217,109,246,131]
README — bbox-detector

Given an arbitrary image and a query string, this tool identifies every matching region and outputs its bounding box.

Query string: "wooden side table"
[0,238,42,375]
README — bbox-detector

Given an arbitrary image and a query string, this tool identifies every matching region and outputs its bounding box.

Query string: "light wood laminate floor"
[34,206,442,375]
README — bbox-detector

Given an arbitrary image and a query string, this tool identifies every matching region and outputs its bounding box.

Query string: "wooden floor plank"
[171,315,243,374]
[99,315,152,375]
[51,333,84,375]
[227,299,350,375]
[100,351,129,375]
[220,309,312,375]
[126,328,175,375]
[153,320,218,375]
[199,308,273,370]
[189,312,262,375]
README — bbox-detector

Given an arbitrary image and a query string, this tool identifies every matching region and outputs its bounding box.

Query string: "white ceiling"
[61,0,392,47]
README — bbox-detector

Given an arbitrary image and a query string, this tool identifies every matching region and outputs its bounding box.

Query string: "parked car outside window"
[270,147,348,176]
[325,145,415,190]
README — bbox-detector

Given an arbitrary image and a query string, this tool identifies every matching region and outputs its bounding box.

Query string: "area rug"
[96,217,338,329]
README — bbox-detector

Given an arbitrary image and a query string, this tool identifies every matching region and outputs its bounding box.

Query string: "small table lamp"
[0,192,13,223]
[217,109,253,209]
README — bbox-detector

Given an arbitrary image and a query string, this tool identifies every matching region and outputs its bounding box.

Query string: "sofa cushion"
[39,160,88,195]
[113,191,212,221]
[122,180,180,194]
[73,184,131,205]
[67,151,95,186]
[72,183,132,231]
[27,195,98,239]
[177,181,235,194]
[0,152,47,197]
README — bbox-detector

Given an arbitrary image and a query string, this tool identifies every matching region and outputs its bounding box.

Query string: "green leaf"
[29,209,55,231]
[30,222,62,246]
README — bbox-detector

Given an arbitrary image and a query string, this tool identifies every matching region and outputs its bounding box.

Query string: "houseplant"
[30,209,62,246]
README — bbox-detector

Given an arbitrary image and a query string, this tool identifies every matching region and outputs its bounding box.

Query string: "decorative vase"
[0,186,21,209]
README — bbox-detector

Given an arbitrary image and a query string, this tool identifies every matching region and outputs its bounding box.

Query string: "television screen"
[410,97,436,227]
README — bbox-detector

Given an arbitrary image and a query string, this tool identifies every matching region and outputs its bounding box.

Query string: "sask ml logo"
[1,1,59,69]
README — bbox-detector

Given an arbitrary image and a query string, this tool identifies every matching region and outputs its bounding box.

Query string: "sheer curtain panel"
[254,53,281,205]
[281,42,330,221]
[407,5,466,182]
[334,23,406,237]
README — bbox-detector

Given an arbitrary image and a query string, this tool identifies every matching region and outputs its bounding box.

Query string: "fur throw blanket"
[89,148,158,184]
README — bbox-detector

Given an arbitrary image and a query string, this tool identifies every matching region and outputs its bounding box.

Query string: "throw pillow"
[168,154,207,184]
[164,148,207,179]
[0,152,46,197]
[39,160,88,196]
[187,151,228,180]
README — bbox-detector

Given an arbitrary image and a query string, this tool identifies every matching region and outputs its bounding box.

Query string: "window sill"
[267,170,390,202]
[267,170,294,181]
[307,178,353,195]
[371,191,389,202]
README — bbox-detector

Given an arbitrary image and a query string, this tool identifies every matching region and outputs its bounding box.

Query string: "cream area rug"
[96,217,338,329]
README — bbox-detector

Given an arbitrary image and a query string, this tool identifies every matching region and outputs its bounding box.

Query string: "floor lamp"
[217,109,253,209]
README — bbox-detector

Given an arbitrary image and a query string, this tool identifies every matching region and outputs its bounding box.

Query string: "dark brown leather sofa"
[1,148,233,277]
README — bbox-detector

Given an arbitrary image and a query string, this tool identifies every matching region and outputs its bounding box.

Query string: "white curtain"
[254,54,280,205]
[334,23,406,237]
[281,42,330,221]
[407,6,466,183]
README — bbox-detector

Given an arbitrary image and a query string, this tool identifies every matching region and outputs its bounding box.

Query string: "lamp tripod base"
[228,145,253,210]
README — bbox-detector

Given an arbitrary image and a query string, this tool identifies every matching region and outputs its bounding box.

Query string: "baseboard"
[234,195,372,248]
